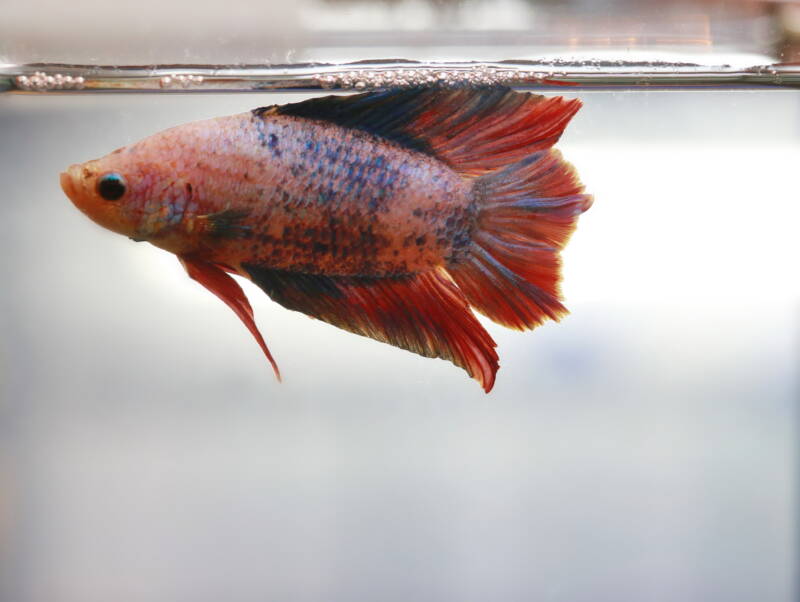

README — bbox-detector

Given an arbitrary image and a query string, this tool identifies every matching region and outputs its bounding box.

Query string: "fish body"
[61,87,592,391]
[66,113,473,275]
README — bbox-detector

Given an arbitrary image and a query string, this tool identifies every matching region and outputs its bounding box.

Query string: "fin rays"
[197,89,591,391]
[180,255,281,381]
[447,149,591,331]
[267,87,582,177]
[245,265,499,392]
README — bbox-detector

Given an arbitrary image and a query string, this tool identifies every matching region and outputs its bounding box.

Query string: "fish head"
[61,156,132,238]
[60,141,190,244]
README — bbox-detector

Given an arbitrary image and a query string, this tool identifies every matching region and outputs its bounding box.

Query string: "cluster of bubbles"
[752,65,783,84]
[750,65,780,75]
[159,74,205,88]
[315,66,565,90]
[15,72,85,91]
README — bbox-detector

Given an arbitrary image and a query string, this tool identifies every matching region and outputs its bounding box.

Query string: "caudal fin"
[448,149,593,330]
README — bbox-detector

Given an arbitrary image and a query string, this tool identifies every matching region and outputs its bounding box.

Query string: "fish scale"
[223,115,471,277]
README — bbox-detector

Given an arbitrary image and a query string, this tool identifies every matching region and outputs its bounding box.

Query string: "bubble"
[309,64,580,92]
[15,71,85,91]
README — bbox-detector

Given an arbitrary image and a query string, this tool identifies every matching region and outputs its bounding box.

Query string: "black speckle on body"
[268,134,281,157]
[241,116,477,277]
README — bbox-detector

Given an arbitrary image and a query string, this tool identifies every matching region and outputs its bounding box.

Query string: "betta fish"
[60,87,592,392]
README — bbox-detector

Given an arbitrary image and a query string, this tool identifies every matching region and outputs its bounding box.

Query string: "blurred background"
[3,0,800,65]
[0,1,798,602]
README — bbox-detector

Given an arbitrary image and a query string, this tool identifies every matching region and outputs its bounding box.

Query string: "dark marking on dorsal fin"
[251,105,279,117]
[267,89,439,155]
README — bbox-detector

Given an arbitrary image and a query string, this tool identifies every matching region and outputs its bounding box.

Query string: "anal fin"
[244,266,499,392]
[179,255,281,381]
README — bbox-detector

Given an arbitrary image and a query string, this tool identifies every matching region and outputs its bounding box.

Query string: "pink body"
[65,112,475,278]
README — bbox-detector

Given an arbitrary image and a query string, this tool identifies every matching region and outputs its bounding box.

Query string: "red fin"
[179,255,281,381]
[243,265,499,392]
[448,149,593,331]
[415,92,582,176]
[270,87,582,176]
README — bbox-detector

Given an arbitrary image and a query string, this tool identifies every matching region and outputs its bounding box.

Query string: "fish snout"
[60,165,84,205]
[59,171,75,201]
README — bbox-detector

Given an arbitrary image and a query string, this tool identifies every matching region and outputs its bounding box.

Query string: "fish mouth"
[60,168,80,204]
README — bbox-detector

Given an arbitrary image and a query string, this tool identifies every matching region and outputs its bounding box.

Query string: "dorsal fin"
[257,89,437,155]
[253,87,582,177]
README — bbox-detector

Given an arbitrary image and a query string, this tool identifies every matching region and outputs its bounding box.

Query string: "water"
[1,79,796,602]
[1,1,799,600]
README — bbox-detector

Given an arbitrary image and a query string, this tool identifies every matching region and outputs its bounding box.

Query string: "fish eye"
[97,173,127,201]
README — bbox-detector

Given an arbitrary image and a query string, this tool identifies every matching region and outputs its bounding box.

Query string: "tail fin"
[448,150,593,331]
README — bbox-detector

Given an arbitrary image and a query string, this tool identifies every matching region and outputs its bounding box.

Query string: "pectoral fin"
[179,255,281,381]
[198,208,252,239]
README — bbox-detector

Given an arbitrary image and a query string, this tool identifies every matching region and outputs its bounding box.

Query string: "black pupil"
[98,174,126,201]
